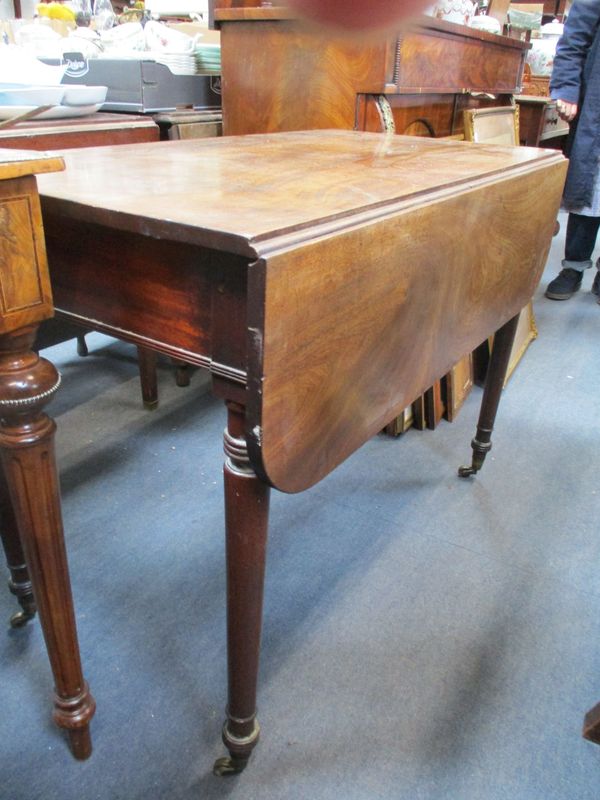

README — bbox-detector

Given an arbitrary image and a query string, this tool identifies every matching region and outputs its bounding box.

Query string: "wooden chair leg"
[76,334,88,357]
[0,326,95,759]
[0,466,36,627]
[458,312,520,478]
[137,346,159,410]
[171,358,191,387]
[213,400,270,776]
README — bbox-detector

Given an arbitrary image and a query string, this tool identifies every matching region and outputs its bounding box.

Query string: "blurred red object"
[287,0,432,31]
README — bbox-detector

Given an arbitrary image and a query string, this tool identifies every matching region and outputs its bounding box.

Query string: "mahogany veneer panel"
[38,132,566,493]
[216,9,529,137]
[0,149,63,333]
[394,22,526,94]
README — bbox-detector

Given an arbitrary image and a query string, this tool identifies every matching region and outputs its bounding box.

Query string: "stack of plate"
[194,43,221,75]
[154,52,197,76]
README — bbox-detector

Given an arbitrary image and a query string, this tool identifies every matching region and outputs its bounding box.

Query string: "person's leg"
[546,213,600,300]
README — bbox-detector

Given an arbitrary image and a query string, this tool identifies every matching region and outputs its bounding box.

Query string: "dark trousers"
[565,212,600,264]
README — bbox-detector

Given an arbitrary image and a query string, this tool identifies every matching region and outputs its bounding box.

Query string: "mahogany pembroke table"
[0,132,566,772]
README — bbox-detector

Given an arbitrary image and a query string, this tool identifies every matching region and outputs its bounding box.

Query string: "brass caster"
[9,608,36,628]
[213,755,249,777]
[458,465,478,478]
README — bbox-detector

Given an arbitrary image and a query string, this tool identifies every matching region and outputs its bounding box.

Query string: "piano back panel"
[247,159,566,493]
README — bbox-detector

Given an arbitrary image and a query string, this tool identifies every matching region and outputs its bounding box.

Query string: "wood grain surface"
[36,132,566,492]
[247,160,565,491]
[216,10,528,137]
[0,165,62,334]
[37,132,559,255]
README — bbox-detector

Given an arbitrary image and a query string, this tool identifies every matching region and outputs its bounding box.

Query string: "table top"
[0,148,64,181]
[37,129,562,258]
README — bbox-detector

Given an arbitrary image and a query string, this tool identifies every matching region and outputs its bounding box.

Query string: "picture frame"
[443,352,474,422]
[383,404,414,436]
[463,105,520,146]
[504,300,538,385]
[474,301,539,388]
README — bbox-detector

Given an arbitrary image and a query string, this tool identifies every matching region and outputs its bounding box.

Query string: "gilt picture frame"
[463,105,520,146]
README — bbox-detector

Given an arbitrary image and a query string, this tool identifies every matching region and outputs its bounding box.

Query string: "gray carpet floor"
[1,211,599,800]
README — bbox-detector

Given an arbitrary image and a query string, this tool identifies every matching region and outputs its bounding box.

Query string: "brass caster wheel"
[458,465,478,478]
[9,608,35,628]
[213,755,249,777]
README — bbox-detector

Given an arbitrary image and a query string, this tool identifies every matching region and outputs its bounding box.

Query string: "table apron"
[42,214,249,385]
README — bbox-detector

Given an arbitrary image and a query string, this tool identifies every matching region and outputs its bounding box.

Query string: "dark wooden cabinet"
[515,95,570,147]
[215,6,529,138]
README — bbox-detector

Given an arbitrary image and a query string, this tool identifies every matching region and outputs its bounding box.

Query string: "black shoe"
[592,271,600,303]
[545,268,583,300]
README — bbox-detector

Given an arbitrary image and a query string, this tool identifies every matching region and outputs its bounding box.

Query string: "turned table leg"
[214,400,270,776]
[0,326,95,759]
[458,312,520,478]
[0,466,37,627]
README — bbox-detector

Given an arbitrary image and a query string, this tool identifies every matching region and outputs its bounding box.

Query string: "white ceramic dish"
[0,103,103,121]
[61,85,108,106]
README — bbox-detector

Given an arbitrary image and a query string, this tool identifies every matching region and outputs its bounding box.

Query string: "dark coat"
[550,0,600,210]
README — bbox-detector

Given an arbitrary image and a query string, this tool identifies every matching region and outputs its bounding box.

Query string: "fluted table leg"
[214,400,270,776]
[0,326,95,759]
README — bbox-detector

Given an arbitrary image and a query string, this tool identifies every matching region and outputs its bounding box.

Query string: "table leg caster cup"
[458,434,492,478]
[213,718,260,776]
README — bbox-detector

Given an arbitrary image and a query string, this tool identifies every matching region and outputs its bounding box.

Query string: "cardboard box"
[43,55,221,113]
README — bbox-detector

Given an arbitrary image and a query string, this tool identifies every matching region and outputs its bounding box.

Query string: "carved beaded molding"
[0,373,62,409]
